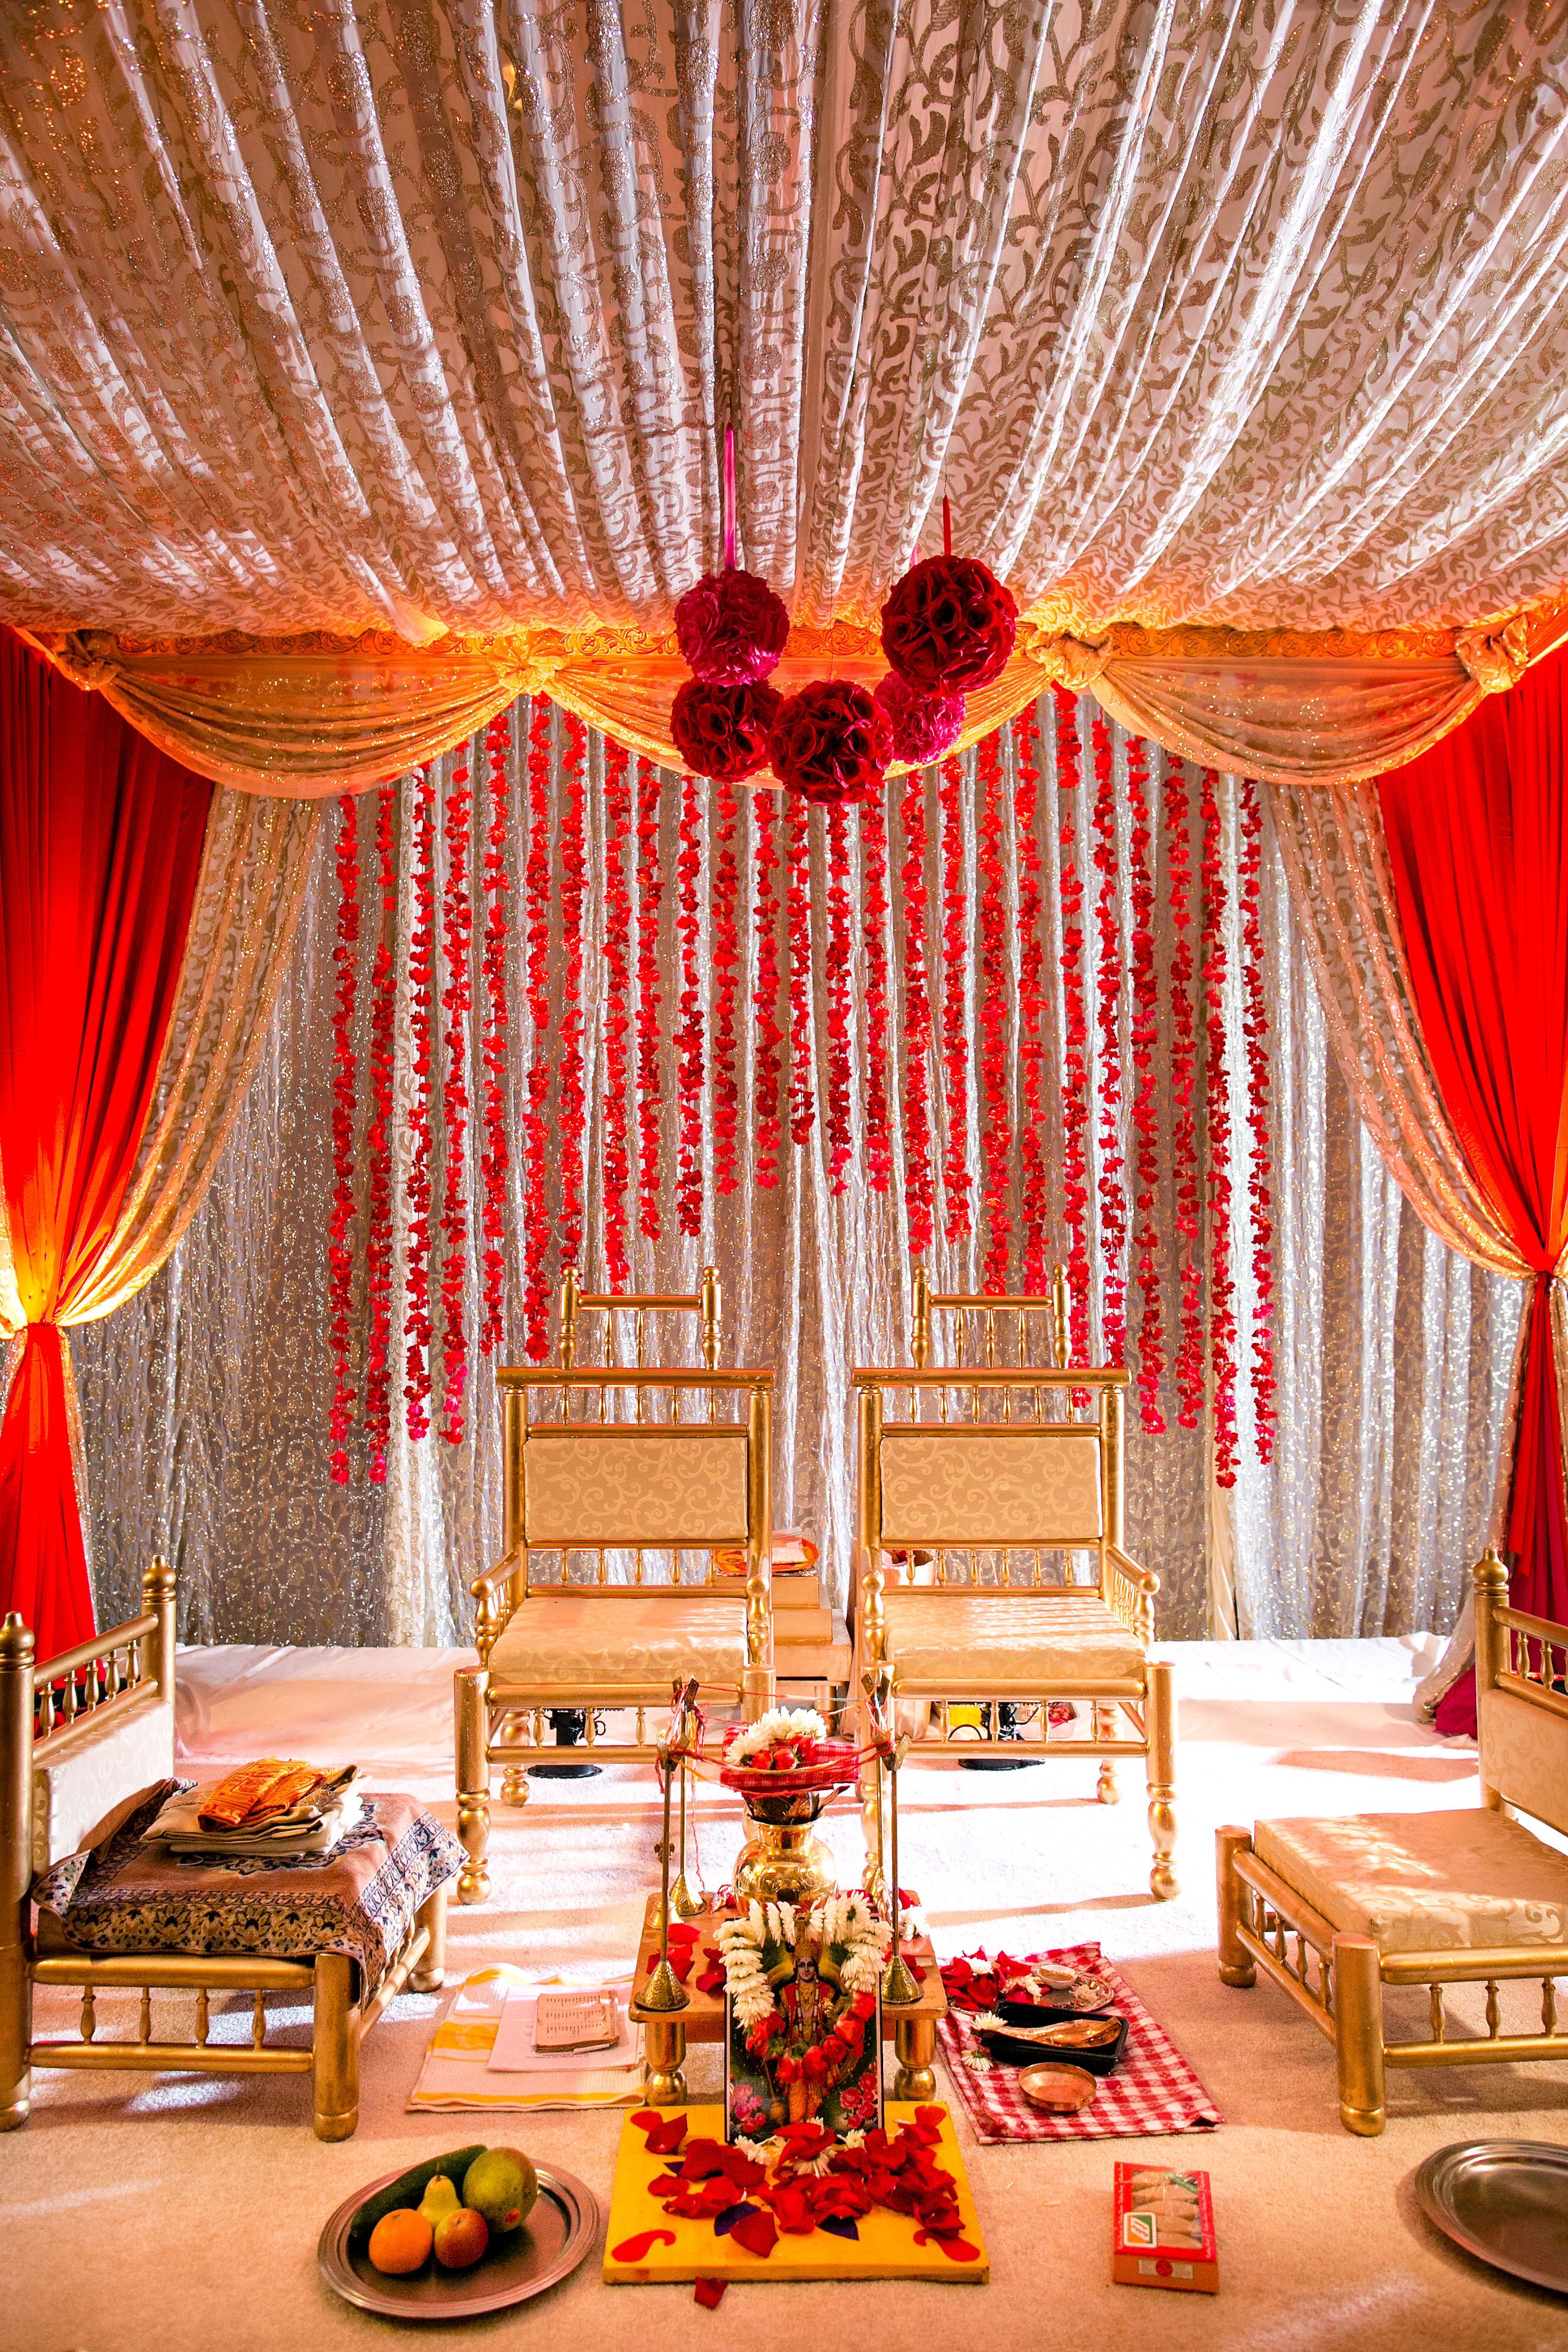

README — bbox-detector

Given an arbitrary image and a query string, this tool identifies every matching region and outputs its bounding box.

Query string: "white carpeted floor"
[10,1637,1568,2352]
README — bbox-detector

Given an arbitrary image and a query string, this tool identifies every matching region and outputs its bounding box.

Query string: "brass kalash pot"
[723,1734,859,1909]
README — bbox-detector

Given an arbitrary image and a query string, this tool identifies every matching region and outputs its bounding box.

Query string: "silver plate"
[318,2163,599,2322]
[1415,2140,1568,2294]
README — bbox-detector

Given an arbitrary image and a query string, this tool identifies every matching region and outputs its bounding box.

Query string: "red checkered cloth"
[937,1942,1221,2143]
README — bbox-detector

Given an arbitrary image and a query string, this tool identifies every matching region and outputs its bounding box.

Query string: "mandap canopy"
[0,3,1566,1703]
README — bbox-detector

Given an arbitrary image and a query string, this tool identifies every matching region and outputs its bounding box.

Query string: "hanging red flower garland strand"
[1013,709,1049,1293]
[786,796,815,1146]
[1054,690,1092,1362]
[1164,764,1204,1429]
[558,716,589,1269]
[752,791,785,1190]
[635,756,665,1244]
[710,779,742,1200]
[938,754,972,1246]
[601,736,635,1284]
[1238,777,1278,1460]
[1089,710,1128,1364]
[1126,736,1165,1431]
[327,793,361,1484]
[363,787,398,1481]
[522,700,556,1360]
[976,731,1011,1292]
[403,762,438,1440]
[824,802,854,1194]
[1201,769,1239,1487]
[861,789,893,1194]
[477,713,511,1360]
[438,740,473,1444]
[899,767,936,1256]
[675,772,707,1237]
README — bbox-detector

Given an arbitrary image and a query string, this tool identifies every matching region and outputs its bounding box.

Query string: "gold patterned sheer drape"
[4,7,1568,791]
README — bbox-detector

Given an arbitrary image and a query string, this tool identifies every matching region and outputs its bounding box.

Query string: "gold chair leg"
[312,1953,359,2141]
[1145,1660,1178,1901]
[892,2015,937,2102]
[1,1611,33,2130]
[495,1711,532,1809]
[643,2018,688,2107]
[1093,1702,1121,1802]
[454,1665,492,1905]
[1332,1935,1386,2136]
[410,1885,447,1993]
[1216,1826,1256,1986]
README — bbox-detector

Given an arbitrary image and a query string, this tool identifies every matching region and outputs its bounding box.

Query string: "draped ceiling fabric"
[0,637,320,1657]
[73,702,1515,1650]
[2,7,1568,789]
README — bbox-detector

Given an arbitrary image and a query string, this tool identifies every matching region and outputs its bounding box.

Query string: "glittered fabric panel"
[74,706,1515,1646]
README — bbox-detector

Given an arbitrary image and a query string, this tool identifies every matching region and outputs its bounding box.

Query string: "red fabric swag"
[0,630,210,1661]
[1379,642,1568,1727]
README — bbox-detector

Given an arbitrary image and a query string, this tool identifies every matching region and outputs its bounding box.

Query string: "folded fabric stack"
[144,1759,361,1859]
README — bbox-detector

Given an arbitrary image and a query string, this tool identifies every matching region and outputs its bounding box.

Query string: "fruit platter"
[318,2142,598,2322]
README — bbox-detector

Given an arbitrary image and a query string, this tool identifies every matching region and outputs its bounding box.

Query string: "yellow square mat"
[603,2102,989,2284]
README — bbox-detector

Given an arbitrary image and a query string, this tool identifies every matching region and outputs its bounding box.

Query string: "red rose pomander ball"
[670,677,783,782]
[674,566,790,685]
[873,672,966,766]
[880,553,1018,693]
[768,679,893,805]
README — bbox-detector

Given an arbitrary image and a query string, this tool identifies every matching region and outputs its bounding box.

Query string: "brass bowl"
[1017,2063,1098,2114]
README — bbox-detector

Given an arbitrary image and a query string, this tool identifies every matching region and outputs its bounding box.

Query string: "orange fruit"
[368,2208,434,2274]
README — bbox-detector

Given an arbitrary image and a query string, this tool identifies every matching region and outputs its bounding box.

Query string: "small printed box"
[1111,2163,1218,2294]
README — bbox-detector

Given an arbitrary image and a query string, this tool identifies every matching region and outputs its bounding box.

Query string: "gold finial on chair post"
[911,1266,931,1370]
[1,1611,36,2131]
[699,1265,721,1370]
[1051,1264,1070,1369]
[1474,1546,1510,1700]
[559,1263,581,1371]
[141,1554,176,1702]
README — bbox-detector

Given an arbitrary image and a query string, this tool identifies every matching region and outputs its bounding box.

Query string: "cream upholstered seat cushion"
[883,1591,1145,1687]
[488,1593,748,1693]
[32,1693,176,1873]
[1254,1810,1568,1954]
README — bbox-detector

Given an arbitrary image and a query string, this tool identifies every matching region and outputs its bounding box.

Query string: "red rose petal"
[641,2113,689,2156]
[730,2208,780,2260]
[693,2277,728,2309]
[916,2231,982,2264]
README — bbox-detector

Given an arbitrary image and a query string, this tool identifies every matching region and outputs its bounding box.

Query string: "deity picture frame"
[723,1974,884,2145]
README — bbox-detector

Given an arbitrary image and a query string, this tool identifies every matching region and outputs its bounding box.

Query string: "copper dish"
[318,2163,598,2322]
[1018,2062,1099,2114]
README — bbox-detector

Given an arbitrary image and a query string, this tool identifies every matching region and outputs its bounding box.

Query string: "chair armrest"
[1107,1545,1159,1597]
[470,1548,524,1605]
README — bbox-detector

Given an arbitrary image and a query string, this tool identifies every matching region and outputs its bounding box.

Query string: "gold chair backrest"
[497,1363,773,1598]
[856,1267,1127,1594]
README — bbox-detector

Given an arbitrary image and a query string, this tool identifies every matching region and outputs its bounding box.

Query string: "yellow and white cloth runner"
[409,1966,645,2114]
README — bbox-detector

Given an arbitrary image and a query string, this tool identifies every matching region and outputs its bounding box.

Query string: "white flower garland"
[726,1706,830,1766]
[717,1891,889,2026]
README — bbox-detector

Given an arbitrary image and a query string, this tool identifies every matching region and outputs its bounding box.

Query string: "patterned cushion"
[1254,1810,1568,1953]
[488,1593,749,1693]
[883,1591,1145,1688]
[32,1782,462,1995]
[32,1693,175,1872]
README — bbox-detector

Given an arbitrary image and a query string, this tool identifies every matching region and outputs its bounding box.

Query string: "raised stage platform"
[10,1636,1564,2352]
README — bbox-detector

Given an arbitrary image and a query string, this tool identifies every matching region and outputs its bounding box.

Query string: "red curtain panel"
[1379,642,1568,1727]
[0,631,210,1661]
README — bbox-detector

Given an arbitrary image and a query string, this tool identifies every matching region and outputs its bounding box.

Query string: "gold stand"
[640,1739,690,2017]
[669,1759,704,1921]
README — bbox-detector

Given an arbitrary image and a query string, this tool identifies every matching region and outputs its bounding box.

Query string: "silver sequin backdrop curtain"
[75,701,1518,1645]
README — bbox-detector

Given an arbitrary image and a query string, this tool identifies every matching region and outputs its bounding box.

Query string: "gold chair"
[853,1267,1177,1901]
[454,1267,773,1904]
[1218,1550,1568,2134]
[1,1562,445,2138]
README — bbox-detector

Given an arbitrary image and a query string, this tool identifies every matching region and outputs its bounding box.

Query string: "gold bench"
[1218,1551,1568,2133]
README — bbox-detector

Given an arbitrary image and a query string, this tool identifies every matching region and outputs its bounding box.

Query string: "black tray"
[979,2011,1128,2076]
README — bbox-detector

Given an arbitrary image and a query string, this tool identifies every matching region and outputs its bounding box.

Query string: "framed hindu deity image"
[723,1946,884,2143]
